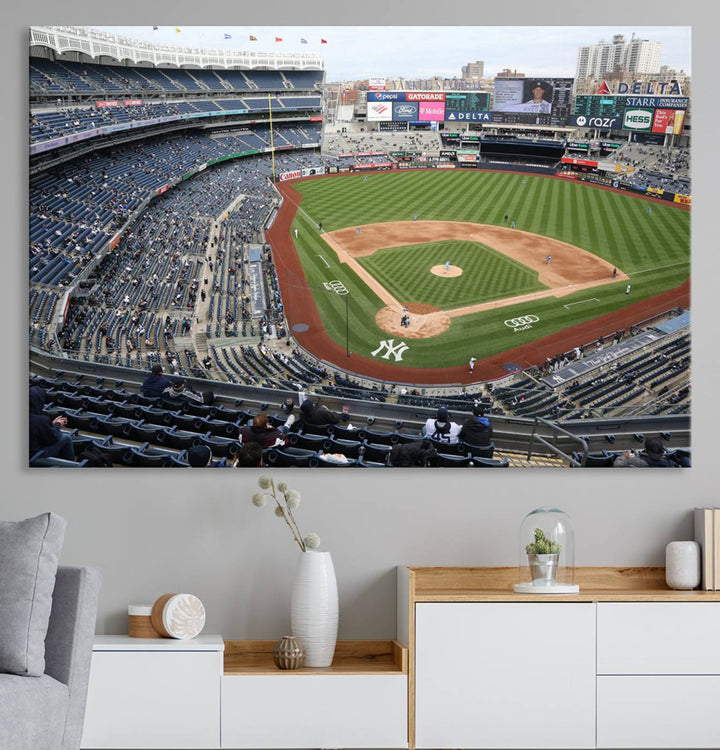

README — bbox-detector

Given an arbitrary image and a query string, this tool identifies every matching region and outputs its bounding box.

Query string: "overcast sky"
[95,26,691,83]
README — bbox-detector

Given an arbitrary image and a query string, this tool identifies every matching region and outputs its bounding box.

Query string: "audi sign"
[504,314,539,332]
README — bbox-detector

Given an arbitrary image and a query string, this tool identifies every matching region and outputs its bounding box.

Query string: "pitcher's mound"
[431,264,463,277]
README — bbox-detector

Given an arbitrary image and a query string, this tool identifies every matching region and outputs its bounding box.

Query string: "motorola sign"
[570,115,620,129]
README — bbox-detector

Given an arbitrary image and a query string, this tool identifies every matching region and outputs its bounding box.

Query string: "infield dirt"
[323,221,627,339]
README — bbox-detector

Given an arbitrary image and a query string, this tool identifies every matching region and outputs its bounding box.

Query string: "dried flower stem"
[269,479,306,551]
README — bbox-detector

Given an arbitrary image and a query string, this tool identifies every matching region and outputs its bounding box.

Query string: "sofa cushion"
[0,672,68,749]
[0,513,66,676]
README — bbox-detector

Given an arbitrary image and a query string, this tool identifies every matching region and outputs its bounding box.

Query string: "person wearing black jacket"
[29,385,75,462]
[141,363,172,398]
[299,398,348,427]
[459,403,493,446]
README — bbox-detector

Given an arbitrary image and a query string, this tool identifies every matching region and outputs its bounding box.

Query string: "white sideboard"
[80,635,224,749]
[399,566,720,750]
[81,637,407,749]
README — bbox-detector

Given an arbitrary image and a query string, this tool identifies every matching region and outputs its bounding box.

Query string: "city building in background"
[576,33,662,81]
[462,60,485,80]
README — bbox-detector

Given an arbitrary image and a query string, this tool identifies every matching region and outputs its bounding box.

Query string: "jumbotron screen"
[366,91,490,123]
[492,77,574,126]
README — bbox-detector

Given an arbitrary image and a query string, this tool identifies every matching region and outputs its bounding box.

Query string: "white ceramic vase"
[665,540,701,590]
[290,550,338,667]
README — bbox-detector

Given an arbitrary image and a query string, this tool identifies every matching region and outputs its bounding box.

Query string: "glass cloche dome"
[514,506,579,594]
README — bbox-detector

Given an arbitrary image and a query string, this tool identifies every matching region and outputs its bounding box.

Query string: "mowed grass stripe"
[357,240,546,309]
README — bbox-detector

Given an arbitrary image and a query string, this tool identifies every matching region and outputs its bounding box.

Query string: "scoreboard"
[445,92,491,113]
[574,96,626,119]
[492,77,574,127]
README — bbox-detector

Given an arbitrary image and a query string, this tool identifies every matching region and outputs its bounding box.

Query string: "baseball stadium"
[28,26,692,468]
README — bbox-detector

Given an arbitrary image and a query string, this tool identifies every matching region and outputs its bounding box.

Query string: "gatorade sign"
[623,109,654,132]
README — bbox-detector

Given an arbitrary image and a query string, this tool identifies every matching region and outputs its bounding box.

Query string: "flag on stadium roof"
[275,36,283,42]
[249,35,257,41]
[224,33,231,39]
[152,26,158,30]
[175,27,181,33]
[301,38,307,44]
[321,39,327,44]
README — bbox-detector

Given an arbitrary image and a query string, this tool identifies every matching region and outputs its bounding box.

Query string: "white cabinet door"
[222,674,407,748]
[81,650,222,748]
[415,602,596,749]
[597,676,720,748]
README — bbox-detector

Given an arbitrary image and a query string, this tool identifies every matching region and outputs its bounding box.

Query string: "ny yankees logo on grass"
[371,339,410,362]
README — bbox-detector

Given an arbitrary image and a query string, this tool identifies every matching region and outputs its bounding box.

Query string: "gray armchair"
[0,566,102,750]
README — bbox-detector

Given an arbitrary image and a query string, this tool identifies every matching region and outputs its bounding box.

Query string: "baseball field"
[267,169,690,384]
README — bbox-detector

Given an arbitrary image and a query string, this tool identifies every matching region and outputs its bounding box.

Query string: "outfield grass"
[286,170,690,368]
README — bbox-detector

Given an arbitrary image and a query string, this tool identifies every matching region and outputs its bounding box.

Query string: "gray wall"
[6,4,716,641]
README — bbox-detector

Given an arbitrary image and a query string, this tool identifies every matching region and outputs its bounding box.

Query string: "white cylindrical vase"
[291,550,338,667]
[665,541,701,590]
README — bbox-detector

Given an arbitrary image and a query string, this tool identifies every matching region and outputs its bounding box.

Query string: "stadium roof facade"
[29,26,325,71]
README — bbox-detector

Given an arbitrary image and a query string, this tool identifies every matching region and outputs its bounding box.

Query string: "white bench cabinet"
[80,635,224,749]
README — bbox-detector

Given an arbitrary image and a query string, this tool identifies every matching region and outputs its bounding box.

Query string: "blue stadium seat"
[264,447,319,468]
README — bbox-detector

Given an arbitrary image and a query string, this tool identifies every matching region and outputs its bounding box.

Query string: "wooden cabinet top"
[224,640,408,675]
[401,566,720,602]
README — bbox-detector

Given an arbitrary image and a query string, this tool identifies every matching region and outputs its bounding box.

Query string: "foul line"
[630,260,689,276]
[564,298,599,309]
[317,255,330,268]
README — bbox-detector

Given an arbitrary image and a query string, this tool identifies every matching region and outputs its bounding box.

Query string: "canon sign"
[623,109,653,130]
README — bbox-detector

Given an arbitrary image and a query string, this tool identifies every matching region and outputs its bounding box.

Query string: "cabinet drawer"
[597,603,720,674]
[221,673,407,748]
[597,675,720,748]
[81,650,222,748]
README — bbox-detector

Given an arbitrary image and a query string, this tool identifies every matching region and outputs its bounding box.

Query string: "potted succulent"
[525,527,561,584]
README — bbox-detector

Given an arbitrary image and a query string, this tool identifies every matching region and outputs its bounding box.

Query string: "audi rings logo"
[504,315,539,332]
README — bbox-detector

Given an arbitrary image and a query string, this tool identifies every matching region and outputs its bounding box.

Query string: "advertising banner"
[623,96,689,110]
[651,108,686,135]
[123,99,143,106]
[368,77,386,91]
[367,91,406,102]
[367,101,393,121]
[407,92,445,101]
[623,108,654,132]
[445,111,492,122]
[570,114,622,129]
[96,100,119,108]
[419,101,446,121]
[279,170,302,181]
[393,101,419,120]
[561,156,599,168]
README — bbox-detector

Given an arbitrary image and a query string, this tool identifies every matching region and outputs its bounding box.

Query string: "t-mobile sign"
[419,101,446,121]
